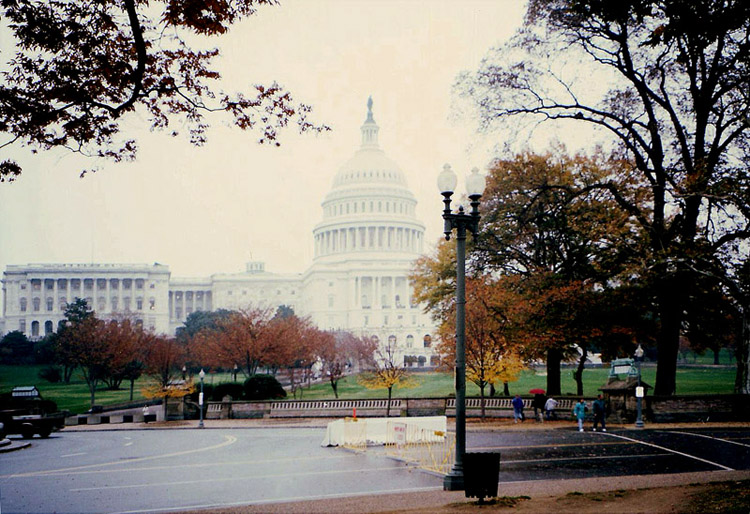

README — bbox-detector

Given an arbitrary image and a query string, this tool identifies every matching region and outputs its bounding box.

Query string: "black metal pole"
[635,360,644,428]
[444,220,467,491]
[199,376,205,429]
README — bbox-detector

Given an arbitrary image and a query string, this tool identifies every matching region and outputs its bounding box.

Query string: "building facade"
[1,100,439,367]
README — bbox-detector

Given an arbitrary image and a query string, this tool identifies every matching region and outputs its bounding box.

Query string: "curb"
[0,438,32,453]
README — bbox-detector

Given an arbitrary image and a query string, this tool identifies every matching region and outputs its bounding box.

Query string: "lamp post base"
[443,471,464,491]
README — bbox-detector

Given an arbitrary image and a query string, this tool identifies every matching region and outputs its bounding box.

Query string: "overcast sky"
[0,0,531,301]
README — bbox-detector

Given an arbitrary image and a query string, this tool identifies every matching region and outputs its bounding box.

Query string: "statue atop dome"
[361,96,379,147]
[366,96,374,122]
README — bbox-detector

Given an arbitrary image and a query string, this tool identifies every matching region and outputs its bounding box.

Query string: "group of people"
[511,393,608,432]
[510,393,561,423]
[573,395,607,432]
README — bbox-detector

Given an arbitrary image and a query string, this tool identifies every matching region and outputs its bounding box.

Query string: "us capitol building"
[1,99,439,368]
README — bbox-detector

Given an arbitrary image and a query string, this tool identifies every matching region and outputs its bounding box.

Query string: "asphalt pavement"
[1,418,748,513]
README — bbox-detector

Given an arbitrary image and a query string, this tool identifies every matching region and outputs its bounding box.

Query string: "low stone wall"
[63,394,750,425]
[647,394,750,423]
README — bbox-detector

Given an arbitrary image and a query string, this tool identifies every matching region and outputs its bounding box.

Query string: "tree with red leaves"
[0,0,327,182]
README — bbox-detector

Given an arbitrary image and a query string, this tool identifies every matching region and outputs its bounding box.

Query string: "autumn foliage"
[0,0,327,181]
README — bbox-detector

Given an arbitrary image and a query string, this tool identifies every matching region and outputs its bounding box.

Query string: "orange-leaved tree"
[357,339,418,417]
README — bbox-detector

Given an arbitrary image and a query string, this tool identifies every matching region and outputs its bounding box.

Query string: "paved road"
[1,426,749,513]
[467,426,750,483]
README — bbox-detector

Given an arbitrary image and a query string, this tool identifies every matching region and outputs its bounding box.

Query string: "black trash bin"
[464,452,500,501]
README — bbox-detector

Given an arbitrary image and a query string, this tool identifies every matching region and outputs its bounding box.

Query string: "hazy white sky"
[0,0,530,299]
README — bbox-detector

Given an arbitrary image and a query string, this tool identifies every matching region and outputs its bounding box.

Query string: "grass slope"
[0,363,737,414]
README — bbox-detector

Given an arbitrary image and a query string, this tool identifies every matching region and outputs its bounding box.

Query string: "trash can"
[464,452,500,501]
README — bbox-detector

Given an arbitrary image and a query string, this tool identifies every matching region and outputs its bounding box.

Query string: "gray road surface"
[1,425,749,513]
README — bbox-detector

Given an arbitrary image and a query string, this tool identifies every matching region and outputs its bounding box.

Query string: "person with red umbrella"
[530,389,547,422]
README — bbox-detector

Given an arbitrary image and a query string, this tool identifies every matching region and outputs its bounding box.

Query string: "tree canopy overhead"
[0,0,328,182]
[460,0,750,395]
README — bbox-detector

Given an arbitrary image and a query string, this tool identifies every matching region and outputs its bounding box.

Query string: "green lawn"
[293,365,737,400]
[1,363,737,414]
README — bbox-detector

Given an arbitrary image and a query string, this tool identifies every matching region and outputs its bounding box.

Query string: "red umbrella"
[529,388,545,394]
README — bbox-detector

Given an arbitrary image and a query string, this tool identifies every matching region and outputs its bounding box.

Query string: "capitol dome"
[313,98,425,262]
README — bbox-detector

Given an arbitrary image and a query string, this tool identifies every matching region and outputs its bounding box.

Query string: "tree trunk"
[331,379,339,399]
[713,348,720,365]
[479,383,486,420]
[386,387,392,417]
[489,383,496,397]
[736,310,750,394]
[503,381,510,396]
[546,348,563,396]
[655,283,682,395]
[89,381,97,409]
[573,345,588,396]
[129,379,135,401]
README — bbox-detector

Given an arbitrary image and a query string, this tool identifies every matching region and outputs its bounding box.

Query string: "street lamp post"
[634,345,644,428]
[198,369,205,429]
[438,164,486,491]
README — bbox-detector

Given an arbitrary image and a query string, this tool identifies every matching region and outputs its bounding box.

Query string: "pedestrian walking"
[592,394,607,432]
[544,396,558,420]
[573,398,587,432]
[143,405,150,423]
[512,394,525,423]
[532,393,546,422]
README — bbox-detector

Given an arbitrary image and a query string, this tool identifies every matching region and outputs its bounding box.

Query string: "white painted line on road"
[60,453,87,458]
[5,435,238,478]
[667,431,750,448]
[602,432,734,471]
[111,486,444,514]
[70,465,418,492]
[2,453,360,479]
[124,442,133,447]
[501,453,671,465]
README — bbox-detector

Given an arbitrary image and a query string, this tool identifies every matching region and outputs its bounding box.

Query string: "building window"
[149,298,155,310]
[364,315,369,326]
[135,279,145,290]
[388,335,396,348]
[20,283,27,290]
[123,297,131,311]
[423,334,432,348]
[406,335,414,348]
[175,308,182,319]
[20,298,27,312]
[112,297,119,311]
[31,321,40,337]
[71,279,80,290]
[57,279,67,290]
[97,279,107,290]
[44,321,53,335]
[123,279,132,289]
[98,297,106,312]
[84,279,94,291]
[136,298,143,310]
[110,279,119,290]
[45,279,54,290]
[59,298,67,311]
[383,315,389,325]
[328,295,334,307]
[32,279,41,291]
[19,319,26,333]
[32,298,40,312]
[46,298,53,311]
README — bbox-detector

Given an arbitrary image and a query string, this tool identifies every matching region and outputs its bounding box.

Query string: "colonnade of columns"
[169,290,212,322]
[314,226,422,257]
